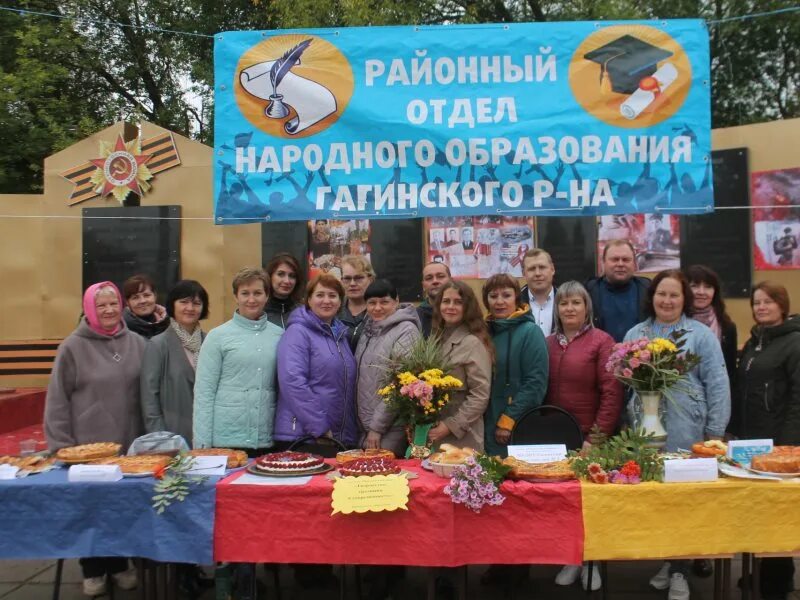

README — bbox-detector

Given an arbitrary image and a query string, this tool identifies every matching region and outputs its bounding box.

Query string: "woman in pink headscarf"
[44,282,145,596]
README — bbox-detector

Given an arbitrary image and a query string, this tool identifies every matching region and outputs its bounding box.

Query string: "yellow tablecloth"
[581,478,800,560]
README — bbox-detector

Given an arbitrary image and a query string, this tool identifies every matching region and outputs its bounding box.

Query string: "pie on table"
[429,444,476,465]
[751,450,800,474]
[339,457,400,477]
[0,455,56,472]
[91,454,172,474]
[502,456,576,481]
[254,451,325,473]
[335,448,395,465]
[55,442,121,462]
[188,448,248,468]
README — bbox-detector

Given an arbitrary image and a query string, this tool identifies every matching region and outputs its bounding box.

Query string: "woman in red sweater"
[547,281,624,591]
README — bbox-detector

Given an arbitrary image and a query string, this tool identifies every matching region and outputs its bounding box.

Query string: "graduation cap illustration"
[584,34,673,95]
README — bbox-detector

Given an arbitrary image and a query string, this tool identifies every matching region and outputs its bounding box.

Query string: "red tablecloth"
[214,460,583,566]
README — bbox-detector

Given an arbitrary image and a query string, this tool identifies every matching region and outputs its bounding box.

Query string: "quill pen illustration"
[270,39,312,96]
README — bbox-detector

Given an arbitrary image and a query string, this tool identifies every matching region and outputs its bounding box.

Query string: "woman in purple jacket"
[275,273,358,447]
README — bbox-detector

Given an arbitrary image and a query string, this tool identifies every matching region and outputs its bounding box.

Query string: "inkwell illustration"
[240,38,339,135]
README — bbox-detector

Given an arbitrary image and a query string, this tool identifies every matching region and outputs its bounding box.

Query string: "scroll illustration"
[240,40,337,135]
[620,63,678,120]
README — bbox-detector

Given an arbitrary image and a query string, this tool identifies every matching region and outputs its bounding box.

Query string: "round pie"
[339,457,400,477]
[502,456,576,481]
[691,441,727,457]
[56,442,122,462]
[751,452,800,473]
[335,448,395,465]
[188,448,248,468]
[254,451,324,473]
[92,454,172,474]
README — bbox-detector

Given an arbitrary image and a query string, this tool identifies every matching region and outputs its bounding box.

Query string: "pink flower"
[629,358,640,368]
[639,350,651,361]
[622,368,633,378]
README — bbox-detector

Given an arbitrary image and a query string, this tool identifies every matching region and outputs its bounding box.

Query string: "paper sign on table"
[331,475,409,515]
[507,444,567,464]
[663,458,718,483]
[231,473,312,486]
[186,456,227,475]
[727,439,773,468]
[0,465,19,480]
[68,464,123,482]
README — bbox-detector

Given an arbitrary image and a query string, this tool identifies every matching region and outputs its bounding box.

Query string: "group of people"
[43,241,799,600]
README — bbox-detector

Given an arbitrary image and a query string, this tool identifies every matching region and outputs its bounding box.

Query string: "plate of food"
[91,454,173,477]
[691,440,727,458]
[0,455,57,475]
[426,444,476,478]
[747,451,800,478]
[188,448,249,469]
[335,448,395,465]
[246,451,333,477]
[55,442,122,464]
[502,456,576,482]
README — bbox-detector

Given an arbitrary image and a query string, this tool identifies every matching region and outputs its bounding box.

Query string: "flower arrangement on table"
[605,331,700,445]
[378,336,463,458]
[569,427,663,483]
[151,454,208,514]
[444,454,510,513]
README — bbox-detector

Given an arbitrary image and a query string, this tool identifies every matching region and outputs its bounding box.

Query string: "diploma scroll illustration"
[619,63,678,120]
[240,61,337,135]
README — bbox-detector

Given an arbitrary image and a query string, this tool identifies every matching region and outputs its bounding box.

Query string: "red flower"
[592,471,609,484]
[620,460,641,478]
[154,465,168,480]
[587,462,603,475]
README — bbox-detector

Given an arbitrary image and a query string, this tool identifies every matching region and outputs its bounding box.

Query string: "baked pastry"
[92,454,172,474]
[339,457,400,477]
[336,448,395,465]
[771,446,800,456]
[691,440,727,457]
[751,452,800,473]
[0,455,56,472]
[254,451,324,473]
[188,448,248,468]
[56,442,121,462]
[429,444,476,465]
[502,456,576,481]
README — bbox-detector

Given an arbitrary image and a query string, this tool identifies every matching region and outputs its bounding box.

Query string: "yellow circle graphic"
[569,25,692,128]
[235,34,354,139]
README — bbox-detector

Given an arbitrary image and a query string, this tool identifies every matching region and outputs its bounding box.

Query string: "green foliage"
[151,454,207,514]
[569,428,664,482]
[476,453,512,486]
[386,334,452,380]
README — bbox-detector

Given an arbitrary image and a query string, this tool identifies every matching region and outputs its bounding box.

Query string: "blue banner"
[214,21,712,224]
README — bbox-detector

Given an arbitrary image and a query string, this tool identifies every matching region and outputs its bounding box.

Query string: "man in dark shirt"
[584,240,650,342]
[417,262,451,338]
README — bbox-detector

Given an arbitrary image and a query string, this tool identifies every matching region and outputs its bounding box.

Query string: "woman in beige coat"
[428,281,493,452]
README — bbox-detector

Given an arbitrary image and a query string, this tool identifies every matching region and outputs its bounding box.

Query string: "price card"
[727,439,773,468]
[68,464,123,482]
[0,465,19,480]
[664,458,718,483]
[331,475,410,515]
[507,444,567,464]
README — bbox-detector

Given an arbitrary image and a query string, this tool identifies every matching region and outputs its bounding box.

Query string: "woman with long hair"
[428,281,493,451]
[264,253,304,329]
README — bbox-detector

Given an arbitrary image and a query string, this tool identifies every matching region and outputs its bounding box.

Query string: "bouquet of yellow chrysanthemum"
[379,336,463,457]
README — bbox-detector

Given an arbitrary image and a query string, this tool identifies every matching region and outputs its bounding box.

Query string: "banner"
[214,21,712,224]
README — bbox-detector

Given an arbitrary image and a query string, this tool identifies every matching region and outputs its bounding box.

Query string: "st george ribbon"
[213,20,712,224]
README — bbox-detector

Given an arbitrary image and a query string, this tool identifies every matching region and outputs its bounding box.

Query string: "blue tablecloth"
[0,468,216,564]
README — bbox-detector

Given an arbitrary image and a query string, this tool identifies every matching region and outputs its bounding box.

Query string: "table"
[214,460,584,566]
[0,468,217,565]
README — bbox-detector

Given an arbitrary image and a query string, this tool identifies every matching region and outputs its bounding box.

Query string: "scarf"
[170,319,203,367]
[83,281,123,336]
[693,306,721,340]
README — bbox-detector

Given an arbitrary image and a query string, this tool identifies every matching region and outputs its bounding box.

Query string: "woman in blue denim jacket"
[624,269,730,600]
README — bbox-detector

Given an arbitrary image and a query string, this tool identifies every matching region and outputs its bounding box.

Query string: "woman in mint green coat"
[483,274,549,457]
[193,268,283,452]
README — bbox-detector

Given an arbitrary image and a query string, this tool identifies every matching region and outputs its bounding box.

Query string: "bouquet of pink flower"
[605,331,700,395]
[443,455,509,513]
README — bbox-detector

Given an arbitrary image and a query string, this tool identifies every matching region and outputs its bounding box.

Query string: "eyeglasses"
[342,275,367,283]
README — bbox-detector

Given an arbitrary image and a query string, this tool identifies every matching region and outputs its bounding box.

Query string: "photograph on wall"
[596,213,680,274]
[426,216,535,279]
[752,168,800,270]
[307,219,372,279]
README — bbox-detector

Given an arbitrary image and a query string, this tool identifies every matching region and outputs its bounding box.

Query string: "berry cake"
[254,451,324,473]
[339,457,400,477]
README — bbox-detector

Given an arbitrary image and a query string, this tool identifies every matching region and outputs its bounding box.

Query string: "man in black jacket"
[584,239,650,342]
[417,262,451,337]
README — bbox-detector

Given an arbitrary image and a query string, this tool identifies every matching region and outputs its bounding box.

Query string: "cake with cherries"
[339,457,400,477]
[254,451,325,473]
